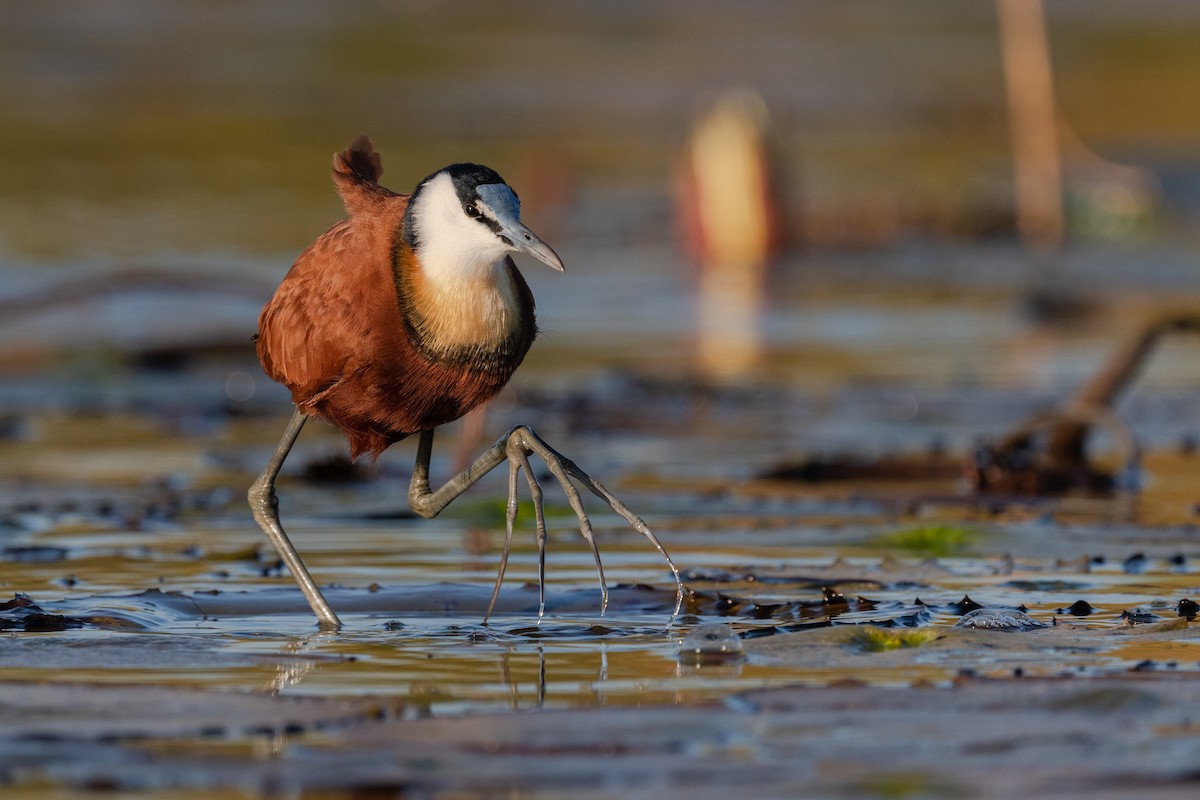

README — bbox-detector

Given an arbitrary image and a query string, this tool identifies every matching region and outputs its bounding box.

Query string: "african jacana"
[248,135,682,630]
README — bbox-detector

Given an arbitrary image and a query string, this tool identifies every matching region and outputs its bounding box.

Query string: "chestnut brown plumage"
[248,135,682,630]
[257,139,537,459]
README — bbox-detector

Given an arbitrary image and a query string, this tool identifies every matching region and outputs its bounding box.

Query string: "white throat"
[411,172,512,286]
[405,172,524,348]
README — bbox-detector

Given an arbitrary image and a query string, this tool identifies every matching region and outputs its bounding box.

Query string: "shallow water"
[3,2,1200,793]
[5,250,1200,795]
[5,440,1200,718]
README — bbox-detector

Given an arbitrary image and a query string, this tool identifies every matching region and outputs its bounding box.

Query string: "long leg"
[510,427,686,621]
[408,426,684,624]
[248,409,342,630]
[408,428,508,517]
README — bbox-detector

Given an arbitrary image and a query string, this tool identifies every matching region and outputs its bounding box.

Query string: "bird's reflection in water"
[497,643,547,710]
[248,617,684,717]
[263,630,340,695]
[674,622,746,704]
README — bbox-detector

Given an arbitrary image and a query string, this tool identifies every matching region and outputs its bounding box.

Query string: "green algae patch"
[846,627,942,653]
[449,497,576,527]
[870,526,978,557]
[854,770,969,800]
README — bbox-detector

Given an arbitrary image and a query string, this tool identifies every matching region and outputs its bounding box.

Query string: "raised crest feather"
[332,134,396,216]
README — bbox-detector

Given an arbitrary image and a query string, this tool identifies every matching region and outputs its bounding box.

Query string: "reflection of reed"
[678,90,782,383]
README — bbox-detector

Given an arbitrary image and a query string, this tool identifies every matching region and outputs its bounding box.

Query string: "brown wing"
[257,221,365,401]
[256,136,409,411]
[257,135,536,460]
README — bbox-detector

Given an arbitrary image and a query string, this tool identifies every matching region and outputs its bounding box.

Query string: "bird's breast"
[414,275,519,348]
[396,256,537,374]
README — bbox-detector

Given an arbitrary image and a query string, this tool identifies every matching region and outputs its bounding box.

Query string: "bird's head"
[403,164,564,282]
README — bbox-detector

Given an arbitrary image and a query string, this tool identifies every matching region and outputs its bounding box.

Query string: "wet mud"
[4,0,1200,795]
[4,370,1200,797]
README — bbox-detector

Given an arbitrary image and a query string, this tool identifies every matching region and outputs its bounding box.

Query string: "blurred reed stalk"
[997,0,1064,254]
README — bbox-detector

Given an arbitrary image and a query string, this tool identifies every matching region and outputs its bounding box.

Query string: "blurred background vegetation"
[3,0,1198,261]
[2,0,1200,397]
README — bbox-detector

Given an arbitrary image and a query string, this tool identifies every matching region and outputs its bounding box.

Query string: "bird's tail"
[334,134,382,184]
[332,135,391,215]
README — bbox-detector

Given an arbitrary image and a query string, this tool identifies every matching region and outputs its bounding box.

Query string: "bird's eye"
[465,203,480,218]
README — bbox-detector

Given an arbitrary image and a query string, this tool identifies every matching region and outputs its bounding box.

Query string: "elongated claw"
[520,453,549,621]
[483,459,521,624]
[508,440,549,621]
[409,425,683,627]
[513,426,684,626]
[562,460,685,625]
[510,428,609,613]
[486,437,555,624]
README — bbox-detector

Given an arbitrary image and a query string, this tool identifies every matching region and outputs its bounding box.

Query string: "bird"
[248,135,683,630]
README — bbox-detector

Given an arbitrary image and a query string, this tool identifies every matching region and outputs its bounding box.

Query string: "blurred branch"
[0,268,273,321]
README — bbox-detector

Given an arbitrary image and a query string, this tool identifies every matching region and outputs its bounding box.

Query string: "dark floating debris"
[0,546,69,563]
[0,594,86,632]
[711,593,740,616]
[1178,598,1199,620]
[970,427,1120,496]
[821,586,848,606]
[1007,579,1087,592]
[971,315,1200,497]
[679,566,883,591]
[951,595,984,615]
[1058,600,1095,616]
[748,602,785,620]
[739,619,835,639]
[1122,553,1148,575]
[505,624,618,639]
[763,315,1200,501]
[682,583,893,624]
[760,453,963,484]
[855,596,879,612]
[955,608,1049,631]
[1118,607,1161,626]
[843,609,933,629]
